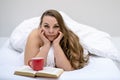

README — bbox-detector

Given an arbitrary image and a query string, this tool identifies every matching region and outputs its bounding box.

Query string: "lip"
[47,35,55,37]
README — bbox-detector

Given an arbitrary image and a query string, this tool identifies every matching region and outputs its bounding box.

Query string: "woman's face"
[40,16,60,41]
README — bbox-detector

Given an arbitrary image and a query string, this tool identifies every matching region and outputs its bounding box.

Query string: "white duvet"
[0,40,120,80]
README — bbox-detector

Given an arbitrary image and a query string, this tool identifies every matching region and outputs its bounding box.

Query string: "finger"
[41,30,44,33]
[41,31,45,37]
[42,31,47,40]
[58,31,62,35]
[58,31,63,37]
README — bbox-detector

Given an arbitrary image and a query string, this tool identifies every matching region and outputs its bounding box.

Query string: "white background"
[0,0,120,37]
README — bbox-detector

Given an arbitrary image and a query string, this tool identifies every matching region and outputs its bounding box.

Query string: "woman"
[24,9,89,71]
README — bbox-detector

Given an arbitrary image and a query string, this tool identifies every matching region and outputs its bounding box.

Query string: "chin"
[47,36,57,42]
[49,39,54,42]
[47,38,54,42]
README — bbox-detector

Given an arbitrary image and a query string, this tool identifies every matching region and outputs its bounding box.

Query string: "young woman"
[24,9,89,71]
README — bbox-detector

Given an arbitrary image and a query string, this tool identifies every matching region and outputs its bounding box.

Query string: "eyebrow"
[44,23,48,25]
[43,23,59,26]
[54,24,59,26]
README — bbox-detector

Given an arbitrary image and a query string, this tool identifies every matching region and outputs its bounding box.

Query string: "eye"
[54,25,59,28]
[44,25,49,28]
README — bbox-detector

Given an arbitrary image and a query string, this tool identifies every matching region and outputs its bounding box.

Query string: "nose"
[49,28,54,33]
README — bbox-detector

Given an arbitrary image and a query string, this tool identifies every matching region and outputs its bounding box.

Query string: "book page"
[15,66,36,74]
[37,67,64,75]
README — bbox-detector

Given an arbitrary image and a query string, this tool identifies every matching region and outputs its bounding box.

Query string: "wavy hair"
[40,9,89,69]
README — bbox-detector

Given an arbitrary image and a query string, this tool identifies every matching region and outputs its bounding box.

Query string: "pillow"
[9,11,120,62]
[10,17,40,52]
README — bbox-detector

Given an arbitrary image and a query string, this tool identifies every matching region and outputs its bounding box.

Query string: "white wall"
[0,0,120,37]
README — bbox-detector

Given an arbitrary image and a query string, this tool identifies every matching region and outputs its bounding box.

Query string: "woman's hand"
[39,28,50,45]
[53,31,63,45]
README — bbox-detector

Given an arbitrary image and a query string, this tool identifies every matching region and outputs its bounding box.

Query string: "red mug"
[28,57,44,71]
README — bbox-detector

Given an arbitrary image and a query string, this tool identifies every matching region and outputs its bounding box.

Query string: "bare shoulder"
[27,28,42,47]
[28,28,38,38]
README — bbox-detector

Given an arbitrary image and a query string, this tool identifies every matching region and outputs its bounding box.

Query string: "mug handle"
[28,60,33,69]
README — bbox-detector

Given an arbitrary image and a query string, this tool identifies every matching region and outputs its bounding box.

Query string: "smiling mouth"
[48,35,55,37]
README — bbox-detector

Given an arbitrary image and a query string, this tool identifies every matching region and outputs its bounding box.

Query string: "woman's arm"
[53,44,74,71]
[24,29,50,65]
[53,31,73,71]
[35,43,50,65]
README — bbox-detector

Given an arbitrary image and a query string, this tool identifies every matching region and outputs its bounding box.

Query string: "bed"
[0,11,120,80]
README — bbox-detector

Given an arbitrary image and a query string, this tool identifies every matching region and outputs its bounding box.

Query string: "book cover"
[14,66,64,78]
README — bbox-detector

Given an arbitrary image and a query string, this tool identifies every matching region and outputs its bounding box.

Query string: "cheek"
[44,30,48,36]
[42,28,47,34]
[55,30,60,35]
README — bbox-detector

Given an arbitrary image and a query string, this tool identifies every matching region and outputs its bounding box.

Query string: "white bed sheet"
[0,38,120,80]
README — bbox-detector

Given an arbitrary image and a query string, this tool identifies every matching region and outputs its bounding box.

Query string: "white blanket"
[0,40,120,80]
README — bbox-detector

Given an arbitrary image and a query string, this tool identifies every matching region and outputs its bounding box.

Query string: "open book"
[14,66,64,78]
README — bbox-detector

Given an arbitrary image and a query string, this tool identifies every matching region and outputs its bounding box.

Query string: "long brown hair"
[40,9,89,69]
